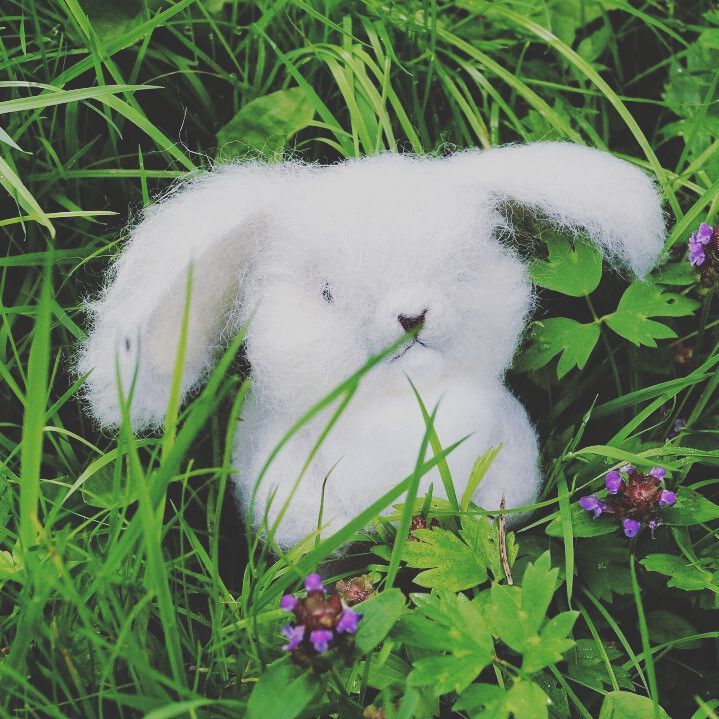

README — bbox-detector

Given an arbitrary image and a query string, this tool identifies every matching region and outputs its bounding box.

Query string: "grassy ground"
[1,1,719,717]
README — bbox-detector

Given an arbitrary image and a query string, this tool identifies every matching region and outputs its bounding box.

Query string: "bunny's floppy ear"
[449,142,665,276]
[78,162,292,429]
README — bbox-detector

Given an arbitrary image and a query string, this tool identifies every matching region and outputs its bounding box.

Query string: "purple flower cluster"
[279,573,362,666]
[579,465,677,539]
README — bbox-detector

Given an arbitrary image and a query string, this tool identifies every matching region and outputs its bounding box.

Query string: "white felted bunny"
[78,143,665,549]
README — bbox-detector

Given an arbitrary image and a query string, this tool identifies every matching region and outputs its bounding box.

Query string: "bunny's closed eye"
[78,143,665,550]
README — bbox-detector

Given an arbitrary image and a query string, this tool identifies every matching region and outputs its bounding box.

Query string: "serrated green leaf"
[604,282,700,347]
[453,683,507,716]
[406,591,493,696]
[402,515,491,591]
[409,654,486,697]
[515,317,600,378]
[216,87,315,158]
[521,610,578,673]
[488,551,575,674]
[520,551,558,632]
[505,678,550,719]
[640,554,717,592]
[529,233,602,296]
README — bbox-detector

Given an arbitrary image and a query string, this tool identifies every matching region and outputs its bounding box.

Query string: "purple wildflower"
[309,629,333,653]
[579,495,608,518]
[623,518,641,538]
[281,624,305,651]
[689,223,713,266]
[305,573,324,592]
[605,471,623,495]
[649,466,666,481]
[667,418,686,439]
[577,465,676,540]
[280,594,298,611]
[336,609,361,634]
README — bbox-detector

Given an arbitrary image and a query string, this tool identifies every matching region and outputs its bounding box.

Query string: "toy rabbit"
[78,143,665,549]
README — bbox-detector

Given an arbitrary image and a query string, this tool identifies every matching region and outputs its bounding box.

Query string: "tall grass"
[1,1,718,717]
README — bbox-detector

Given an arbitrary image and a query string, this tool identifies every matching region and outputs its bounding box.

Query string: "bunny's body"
[79,143,665,549]
[234,369,539,547]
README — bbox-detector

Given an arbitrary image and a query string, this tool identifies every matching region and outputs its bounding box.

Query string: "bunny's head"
[79,143,665,427]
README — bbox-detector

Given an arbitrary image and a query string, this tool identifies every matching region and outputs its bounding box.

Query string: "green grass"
[1,1,719,717]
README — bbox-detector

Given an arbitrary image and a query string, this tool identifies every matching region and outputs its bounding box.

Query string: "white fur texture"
[78,143,665,549]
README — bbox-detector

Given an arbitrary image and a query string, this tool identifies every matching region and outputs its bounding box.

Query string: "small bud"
[336,574,375,606]
[623,518,641,538]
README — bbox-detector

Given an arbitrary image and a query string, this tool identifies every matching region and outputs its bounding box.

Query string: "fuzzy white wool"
[78,142,665,549]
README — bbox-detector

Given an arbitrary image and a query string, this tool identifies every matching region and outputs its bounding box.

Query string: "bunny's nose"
[398,310,427,333]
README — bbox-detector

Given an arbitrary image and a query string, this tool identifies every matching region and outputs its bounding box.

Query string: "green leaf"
[406,591,494,696]
[246,658,318,719]
[77,0,164,44]
[402,515,492,591]
[521,551,559,632]
[354,589,405,654]
[546,501,617,538]
[521,611,578,673]
[454,678,550,719]
[529,233,602,297]
[598,691,671,719]
[454,683,507,715]
[646,610,702,650]
[487,552,577,674]
[216,87,315,158]
[663,489,719,526]
[568,639,632,691]
[0,550,23,579]
[514,318,600,379]
[604,282,700,347]
[654,261,698,286]
[366,653,411,690]
[576,536,632,602]
[640,554,717,592]
[504,679,550,719]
